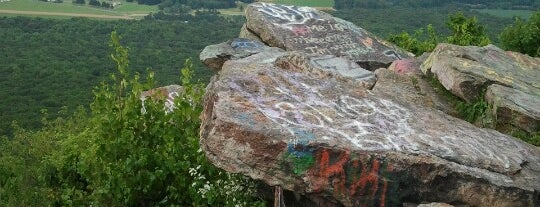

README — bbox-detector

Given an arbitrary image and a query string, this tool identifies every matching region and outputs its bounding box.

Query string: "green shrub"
[44,31,266,206]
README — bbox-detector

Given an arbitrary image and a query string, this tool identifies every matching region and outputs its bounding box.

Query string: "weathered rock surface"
[373,58,459,116]
[199,38,279,71]
[275,52,376,89]
[485,84,540,133]
[239,23,263,42]
[245,2,412,70]
[200,50,540,206]
[421,43,540,101]
[421,43,540,135]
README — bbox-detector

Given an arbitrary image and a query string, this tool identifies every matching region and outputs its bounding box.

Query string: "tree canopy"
[500,11,540,57]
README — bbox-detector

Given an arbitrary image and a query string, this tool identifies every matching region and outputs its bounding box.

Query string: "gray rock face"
[486,84,540,133]
[199,38,277,71]
[200,51,540,207]
[275,52,376,89]
[373,58,458,117]
[245,2,412,70]
[239,24,263,42]
[421,44,540,101]
[421,43,540,134]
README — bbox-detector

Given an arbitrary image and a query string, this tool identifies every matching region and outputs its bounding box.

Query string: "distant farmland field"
[473,9,534,19]
[0,0,157,19]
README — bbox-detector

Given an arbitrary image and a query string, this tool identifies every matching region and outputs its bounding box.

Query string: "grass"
[262,0,333,8]
[217,7,244,16]
[473,9,535,19]
[0,0,158,18]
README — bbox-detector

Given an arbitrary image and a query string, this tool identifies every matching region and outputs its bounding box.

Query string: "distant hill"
[334,0,539,10]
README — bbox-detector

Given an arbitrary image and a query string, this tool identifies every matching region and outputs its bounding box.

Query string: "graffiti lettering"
[254,3,323,26]
[231,38,264,49]
[308,149,394,206]
[229,68,525,174]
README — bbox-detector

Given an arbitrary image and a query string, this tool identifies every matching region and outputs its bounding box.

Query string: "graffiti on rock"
[231,38,265,49]
[229,70,413,150]
[254,3,323,26]
[308,149,395,206]
[228,68,526,173]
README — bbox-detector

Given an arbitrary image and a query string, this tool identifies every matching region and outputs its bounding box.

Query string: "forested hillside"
[0,13,243,135]
[331,6,514,44]
[334,0,540,10]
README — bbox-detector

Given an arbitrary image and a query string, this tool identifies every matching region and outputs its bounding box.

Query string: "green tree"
[388,24,439,56]
[446,12,491,46]
[46,31,265,206]
[500,12,540,57]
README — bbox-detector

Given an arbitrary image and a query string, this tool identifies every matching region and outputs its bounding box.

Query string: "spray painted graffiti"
[291,25,311,36]
[254,3,323,26]
[229,69,413,151]
[231,38,265,49]
[308,149,395,206]
[164,91,179,112]
[228,68,527,174]
[141,86,182,113]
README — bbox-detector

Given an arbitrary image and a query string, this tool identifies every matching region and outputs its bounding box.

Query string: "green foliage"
[1,31,266,206]
[500,11,540,57]
[446,12,491,46]
[512,131,540,146]
[0,107,89,206]
[0,15,243,136]
[388,24,438,56]
[389,12,491,55]
[44,31,265,206]
[455,98,488,123]
[425,75,487,124]
[332,6,512,46]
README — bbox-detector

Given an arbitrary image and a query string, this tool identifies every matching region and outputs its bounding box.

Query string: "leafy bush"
[45,31,266,206]
[0,31,267,206]
[388,24,438,56]
[500,11,540,57]
[446,12,491,46]
[389,12,491,55]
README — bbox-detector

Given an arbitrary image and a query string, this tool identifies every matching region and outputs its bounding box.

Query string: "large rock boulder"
[245,2,412,70]
[200,51,540,207]
[421,43,540,134]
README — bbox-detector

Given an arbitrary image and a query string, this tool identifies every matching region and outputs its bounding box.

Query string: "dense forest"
[0,13,243,136]
[334,0,540,10]
[331,6,514,43]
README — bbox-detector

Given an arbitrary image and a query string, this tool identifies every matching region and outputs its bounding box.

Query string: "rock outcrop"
[198,3,540,207]
[421,43,540,134]
[244,2,412,70]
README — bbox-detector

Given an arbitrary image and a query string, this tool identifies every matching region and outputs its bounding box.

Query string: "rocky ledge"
[198,3,540,206]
